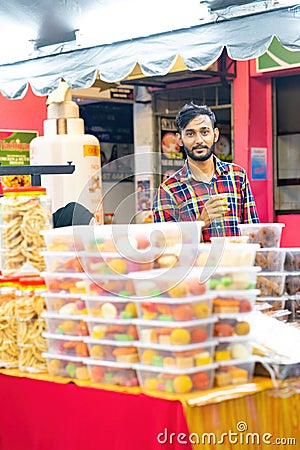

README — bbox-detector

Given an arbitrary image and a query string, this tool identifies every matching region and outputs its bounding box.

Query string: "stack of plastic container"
[40,227,90,381]
[130,266,218,394]
[283,248,300,323]
[239,223,289,321]
[79,221,203,387]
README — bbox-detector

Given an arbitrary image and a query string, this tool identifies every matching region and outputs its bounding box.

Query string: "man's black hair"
[175,102,216,132]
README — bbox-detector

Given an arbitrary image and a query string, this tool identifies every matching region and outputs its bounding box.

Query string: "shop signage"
[0,129,38,188]
[257,37,300,73]
[110,87,134,100]
[251,147,267,180]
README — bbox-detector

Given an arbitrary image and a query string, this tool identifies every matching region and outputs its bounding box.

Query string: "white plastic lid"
[133,362,217,374]
[84,317,137,325]
[41,292,84,299]
[135,339,218,351]
[238,223,285,228]
[83,337,139,346]
[135,317,216,327]
[258,271,286,276]
[217,356,257,366]
[42,352,85,362]
[83,295,135,303]
[42,332,85,341]
[83,358,134,369]
[41,272,86,279]
[134,294,213,304]
[41,312,85,320]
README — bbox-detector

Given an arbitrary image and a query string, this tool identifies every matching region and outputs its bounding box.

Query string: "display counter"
[0,369,299,450]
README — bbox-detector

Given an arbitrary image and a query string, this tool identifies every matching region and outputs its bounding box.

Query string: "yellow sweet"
[173,375,193,394]
[144,378,159,390]
[48,359,61,376]
[141,349,157,364]
[194,302,210,318]
[107,258,127,274]
[125,302,137,318]
[170,328,191,345]
[167,281,189,298]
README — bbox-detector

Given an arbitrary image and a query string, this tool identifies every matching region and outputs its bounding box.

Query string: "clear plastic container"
[131,267,209,299]
[136,295,213,321]
[43,332,89,357]
[213,317,251,337]
[256,272,287,297]
[79,251,154,276]
[42,292,87,315]
[85,359,139,386]
[214,358,255,387]
[254,248,286,272]
[84,337,139,363]
[135,362,217,394]
[285,272,300,295]
[84,274,135,297]
[85,317,138,341]
[43,352,90,380]
[41,272,87,294]
[1,187,52,275]
[136,340,217,368]
[40,225,85,252]
[41,251,84,273]
[209,267,261,291]
[214,338,252,362]
[255,296,286,311]
[238,223,285,248]
[179,243,259,268]
[136,318,216,345]
[79,222,204,254]
[42,312,89,337]
[83,295,138,319]
[284,248,300,271]
[211,289,259,314]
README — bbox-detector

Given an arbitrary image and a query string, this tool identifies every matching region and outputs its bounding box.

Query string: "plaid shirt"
[152,157,259,242]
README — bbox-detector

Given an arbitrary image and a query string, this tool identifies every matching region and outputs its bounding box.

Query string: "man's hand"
[199,195,229,228]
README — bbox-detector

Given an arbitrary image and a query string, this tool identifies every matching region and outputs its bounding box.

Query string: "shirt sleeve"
[152,185,180,222]
[242,174,260,224]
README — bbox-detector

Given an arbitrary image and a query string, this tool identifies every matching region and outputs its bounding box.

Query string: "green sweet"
[221,276,232,287]
[150,289,162,297]
[158,314,174,321]
[165,379,174,393]
[120,311,133,319]
[209,279,219,289]
[152,355,164,367]
[65,363,76,377]
[118,291,131,298]
[115,334,134,341]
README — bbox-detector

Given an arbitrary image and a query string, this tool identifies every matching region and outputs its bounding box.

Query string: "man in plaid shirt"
[152,102,259,242]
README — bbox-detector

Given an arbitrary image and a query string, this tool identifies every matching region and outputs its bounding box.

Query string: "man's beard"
[183,143,215,162]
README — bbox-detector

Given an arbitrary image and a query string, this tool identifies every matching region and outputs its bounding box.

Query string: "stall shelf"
[0,368,298,450]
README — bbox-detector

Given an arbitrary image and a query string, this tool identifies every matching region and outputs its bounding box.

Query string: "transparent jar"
[16,276,48,372]
[0,282,18,368]
[0,187,53,275]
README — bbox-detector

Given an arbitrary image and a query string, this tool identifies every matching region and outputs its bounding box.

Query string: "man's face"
[177,115,219,162]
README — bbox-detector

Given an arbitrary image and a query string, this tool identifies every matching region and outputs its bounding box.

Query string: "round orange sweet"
[173,375,193,394]
[192,372,210,390]
[91,366,105,382]
[170,328,191,345]
[214,323,234,337]
[173,304,194,321]
[191,328,208,343]
[124,302,137,317]
[188,278,206,296]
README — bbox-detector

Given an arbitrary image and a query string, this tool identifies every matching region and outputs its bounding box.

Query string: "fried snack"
[1,196,52,273]
[0,297,18,368]
[16,294,48,372]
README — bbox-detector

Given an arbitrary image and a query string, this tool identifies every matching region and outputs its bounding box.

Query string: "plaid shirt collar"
[179,156,230,183]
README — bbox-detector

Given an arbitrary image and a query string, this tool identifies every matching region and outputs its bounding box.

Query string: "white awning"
[0,1,299,99]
